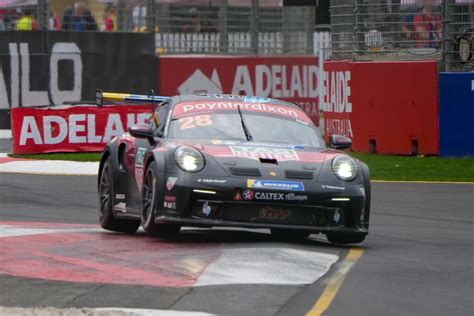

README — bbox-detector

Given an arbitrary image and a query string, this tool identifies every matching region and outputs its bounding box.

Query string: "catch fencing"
[329,0,473,71]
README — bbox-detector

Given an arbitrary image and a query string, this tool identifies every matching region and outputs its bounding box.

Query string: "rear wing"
[95,89,170,108]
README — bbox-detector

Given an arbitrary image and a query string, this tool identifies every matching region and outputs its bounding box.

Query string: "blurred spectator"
[49,11,62,30]
[62,1,98,31]
[413,2,441,48]
[132,1,147,32]
[15,9,37,31]
[104,4,116,31]
[182,7,201,33]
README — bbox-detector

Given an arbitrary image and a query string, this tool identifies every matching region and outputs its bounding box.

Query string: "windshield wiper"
[237,104,253,141]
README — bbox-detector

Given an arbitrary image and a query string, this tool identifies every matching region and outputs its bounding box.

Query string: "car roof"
[171,94,301,110]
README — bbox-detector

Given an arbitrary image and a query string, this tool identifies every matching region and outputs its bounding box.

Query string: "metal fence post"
[117,0,127,32]
[37,0,48,30]
[442,0,453,72]
[219,0,229,53]
[146,0,156,33]
[251,0,259,55]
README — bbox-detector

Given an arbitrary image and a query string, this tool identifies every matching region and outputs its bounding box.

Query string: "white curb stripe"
[0,129,11,139]
[0,160,99,175]
[194,247,338,286]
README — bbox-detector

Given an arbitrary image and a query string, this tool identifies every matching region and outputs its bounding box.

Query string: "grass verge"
[352,153,474,182]
[8,152,474,182]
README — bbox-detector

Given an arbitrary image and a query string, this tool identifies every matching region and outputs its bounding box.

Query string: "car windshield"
[167,102,325,147]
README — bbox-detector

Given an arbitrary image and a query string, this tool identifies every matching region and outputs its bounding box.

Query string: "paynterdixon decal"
[230,146,299,161]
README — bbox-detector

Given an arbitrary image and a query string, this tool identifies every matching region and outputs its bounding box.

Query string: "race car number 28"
[179,115,213,130]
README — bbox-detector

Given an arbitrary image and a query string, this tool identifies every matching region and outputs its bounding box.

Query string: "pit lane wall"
[438,72,474,157]
[159,56,439,155]
[0,31,156,130]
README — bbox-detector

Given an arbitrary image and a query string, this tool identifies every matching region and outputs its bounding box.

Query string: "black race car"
[97,92,371,244]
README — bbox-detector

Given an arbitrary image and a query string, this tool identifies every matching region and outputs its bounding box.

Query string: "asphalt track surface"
[1,172,473,315]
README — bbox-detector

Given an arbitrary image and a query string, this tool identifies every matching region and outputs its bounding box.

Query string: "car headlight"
[332,155,358,181]
[174,146,205,172]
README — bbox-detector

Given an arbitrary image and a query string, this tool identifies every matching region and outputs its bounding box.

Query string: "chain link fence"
[330,0,473,71]
[0,0,315,55]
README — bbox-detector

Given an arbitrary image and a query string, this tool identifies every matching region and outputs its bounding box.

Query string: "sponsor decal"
[269,171,277,177]
[114,202,126,213]
[202,201,212,216]
[211,139,222,145]
[233,190,242,201]
[166,177,178,191]
[230,146,299,161]
[247,179,305,191]
[115,193,125,200]
[135,147,147,166]
[164,195,176,202]
[172,101,310,123]
[334,210,341,224]
[321,184,345,191]
[254,206,291,221]
[242,189,254,201]
[163,201,176,209]
[197,178,227,184]
[255,192,308,201]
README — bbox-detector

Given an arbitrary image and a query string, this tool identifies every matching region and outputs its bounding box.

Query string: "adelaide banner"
[159,56,322,126]
[11,105,152,154]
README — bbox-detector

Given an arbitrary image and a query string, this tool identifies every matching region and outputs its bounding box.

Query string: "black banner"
[0,31,157,129]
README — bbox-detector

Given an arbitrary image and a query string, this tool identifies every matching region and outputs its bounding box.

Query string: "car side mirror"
[129,124,155,144]
[330,134,352,150]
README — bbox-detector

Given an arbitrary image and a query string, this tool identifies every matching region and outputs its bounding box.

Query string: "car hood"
[165,139,340,180]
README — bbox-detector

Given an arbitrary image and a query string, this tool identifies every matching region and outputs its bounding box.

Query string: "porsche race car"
[97,91,371,244]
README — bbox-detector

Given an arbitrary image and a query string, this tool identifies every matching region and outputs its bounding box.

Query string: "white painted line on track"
[0,160,99,175]
[0,225,101,238]
[0,307,216,316]
[194,247,338,286]
[0,129,11,139]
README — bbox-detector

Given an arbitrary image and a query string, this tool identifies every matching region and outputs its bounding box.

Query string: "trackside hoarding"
[11,105,151,154]
[159,57,439,155]
[439,72,474,157]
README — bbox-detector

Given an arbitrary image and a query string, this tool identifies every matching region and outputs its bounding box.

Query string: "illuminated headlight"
[332,155,358,181]
[174,146,205,172]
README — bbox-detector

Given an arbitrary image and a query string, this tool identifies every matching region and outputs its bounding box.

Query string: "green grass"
[9,152,474,182]
[9,152,102,162]
[351,153,474,182]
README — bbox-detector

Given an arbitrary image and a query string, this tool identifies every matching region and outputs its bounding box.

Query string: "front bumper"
[155,173,369,235]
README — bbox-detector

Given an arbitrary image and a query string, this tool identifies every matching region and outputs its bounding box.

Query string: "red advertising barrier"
[11,105,152,154]
[159,55,321,125]
[348,61,439,155]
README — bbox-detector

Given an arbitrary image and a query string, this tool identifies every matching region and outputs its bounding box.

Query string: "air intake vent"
[229,167,262,177]
[259,158,278,164]
[285,169,314,179]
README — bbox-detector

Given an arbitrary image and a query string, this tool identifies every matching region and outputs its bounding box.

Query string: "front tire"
[326,233,366,244]
[142,161,181,235]
[98,157,140,233]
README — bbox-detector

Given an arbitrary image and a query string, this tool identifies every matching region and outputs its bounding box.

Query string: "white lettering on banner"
[103,114,123,143]
[43,116,67,144]
[50,43,82,105]
[19,116,42,145]
[18,113,146,146]
[20,43,49,107]
[0,42,82,109]
[322,69,353,137]
[230,65,318,98]
[69,114,86,143]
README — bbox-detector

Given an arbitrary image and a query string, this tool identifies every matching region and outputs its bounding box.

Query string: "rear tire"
[270,228,311,240]
[142,161,181,235]
[98,158,140,233]
[326,233,366,244]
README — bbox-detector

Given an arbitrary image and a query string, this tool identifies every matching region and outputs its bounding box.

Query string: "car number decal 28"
[178,115,213,130]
